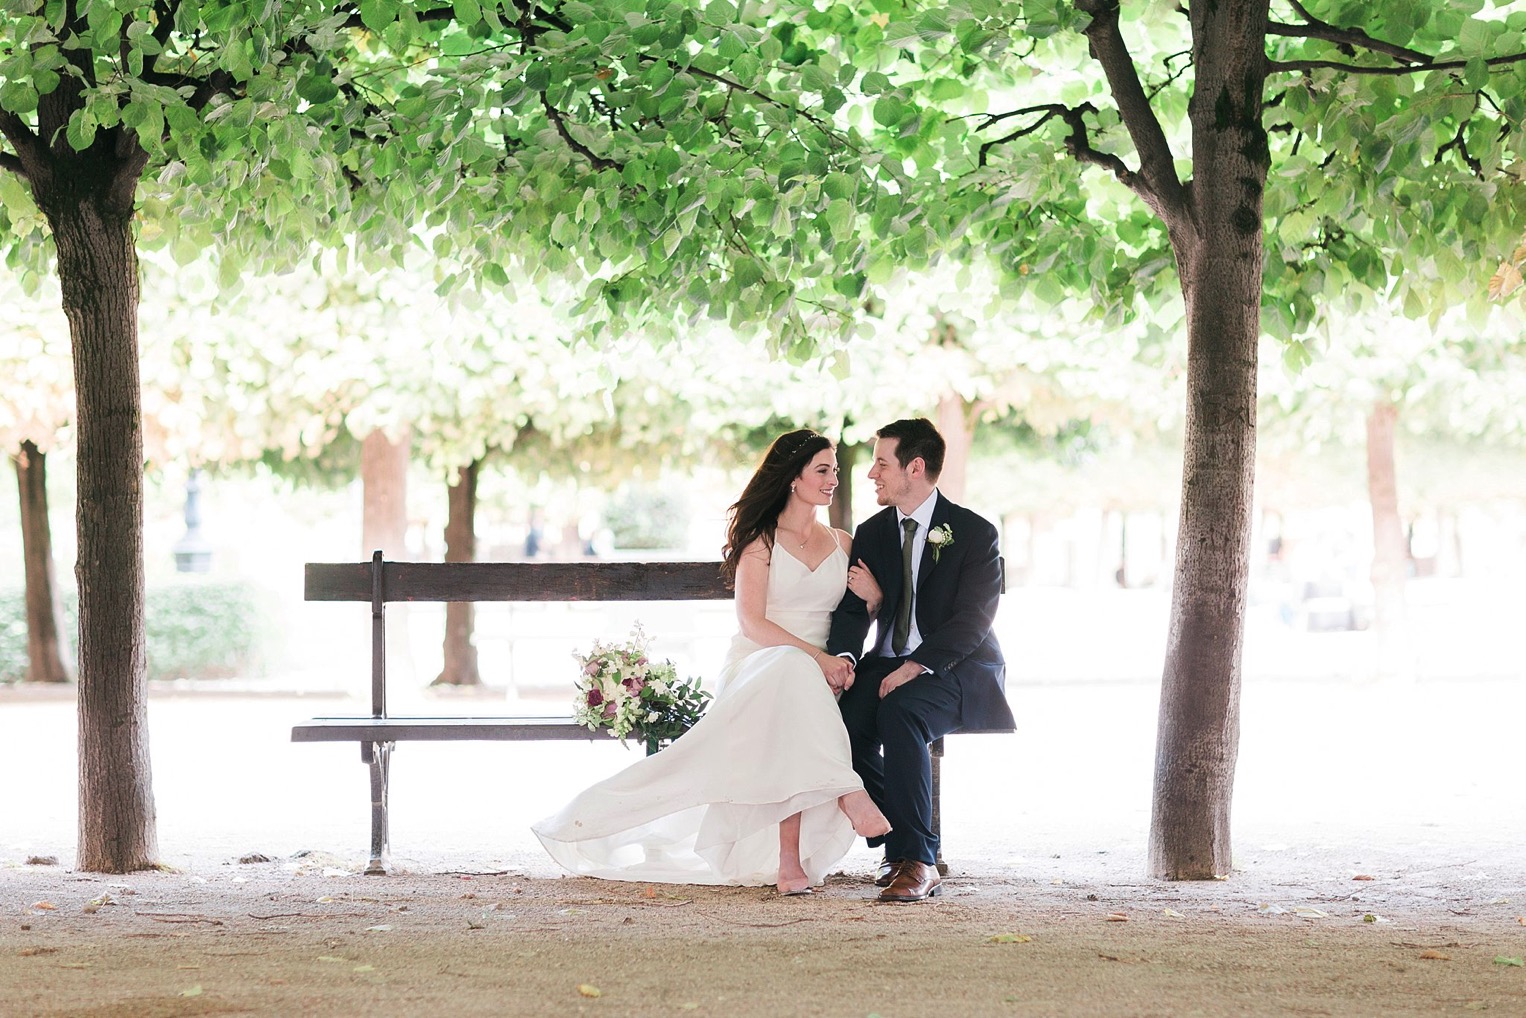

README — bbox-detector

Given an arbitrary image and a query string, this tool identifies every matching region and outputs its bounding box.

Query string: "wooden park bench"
[293,551,988,875]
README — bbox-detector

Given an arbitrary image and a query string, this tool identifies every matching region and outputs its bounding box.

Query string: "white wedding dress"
[532,544,862,886]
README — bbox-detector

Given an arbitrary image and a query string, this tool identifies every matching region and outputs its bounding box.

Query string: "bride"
[533,429,890,895]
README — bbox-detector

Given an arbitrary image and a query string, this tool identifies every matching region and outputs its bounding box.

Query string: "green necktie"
[893,518,918,655]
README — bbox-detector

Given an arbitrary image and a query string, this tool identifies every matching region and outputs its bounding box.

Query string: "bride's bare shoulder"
[831,528,853,554]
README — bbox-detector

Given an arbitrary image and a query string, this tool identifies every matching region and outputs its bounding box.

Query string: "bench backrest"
[306,551,734,716]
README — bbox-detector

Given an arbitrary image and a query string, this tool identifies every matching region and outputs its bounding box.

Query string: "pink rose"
[602,701,618,718]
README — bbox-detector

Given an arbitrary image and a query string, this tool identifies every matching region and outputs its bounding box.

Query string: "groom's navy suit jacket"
[827,494,1016,734]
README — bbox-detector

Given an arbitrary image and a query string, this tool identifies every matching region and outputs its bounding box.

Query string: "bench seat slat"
[292,716,601,742]
[305,560,732,603]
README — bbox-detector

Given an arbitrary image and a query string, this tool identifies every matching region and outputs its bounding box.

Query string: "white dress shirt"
[876,490,940,659]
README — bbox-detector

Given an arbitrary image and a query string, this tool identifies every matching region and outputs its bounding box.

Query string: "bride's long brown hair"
[720,429,833,587]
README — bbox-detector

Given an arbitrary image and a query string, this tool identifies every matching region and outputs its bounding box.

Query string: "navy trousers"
[838,655,962,866]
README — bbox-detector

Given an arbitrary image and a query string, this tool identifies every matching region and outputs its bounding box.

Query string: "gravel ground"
[4,672,1525,1015]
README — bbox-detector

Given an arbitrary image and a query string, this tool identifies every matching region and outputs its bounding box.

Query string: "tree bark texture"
[360,427,415,683]
[434,460,482,687]
[14,442,74,683]
[361,428,411,558]
[1364,400,1412,680]
[935,394,975,503]
[1146,0,1271,879]
[55,192,158,872]
[828,440,858,533]
[5,62,160,870]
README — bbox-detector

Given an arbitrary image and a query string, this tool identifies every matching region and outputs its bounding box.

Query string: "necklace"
[778,523,814,549]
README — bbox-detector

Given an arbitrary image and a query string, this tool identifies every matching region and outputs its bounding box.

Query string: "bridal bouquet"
[573,625,710,751]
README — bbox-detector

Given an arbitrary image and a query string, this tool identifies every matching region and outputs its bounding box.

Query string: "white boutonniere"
[926,523,954,563]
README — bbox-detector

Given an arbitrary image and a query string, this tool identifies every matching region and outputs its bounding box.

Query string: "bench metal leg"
[361,741,392,875]
[930,736,947,876]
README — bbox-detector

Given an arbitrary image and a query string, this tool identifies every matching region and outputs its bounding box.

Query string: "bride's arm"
[735,538,854,686]
[837,529,883,617]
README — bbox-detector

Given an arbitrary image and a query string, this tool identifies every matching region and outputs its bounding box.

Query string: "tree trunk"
[1365,400,1412,680]
[434,459,481,687]
[829,440,858,533]
[1147,2,1270,879]
[935,394,974,502]
[360,427,414,684]
[56,193,158,872]
[14,442,74,684]
[361,428,411,558]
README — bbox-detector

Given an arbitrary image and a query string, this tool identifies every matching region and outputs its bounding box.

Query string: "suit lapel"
[916,493,950,590]
[870,507,902,648]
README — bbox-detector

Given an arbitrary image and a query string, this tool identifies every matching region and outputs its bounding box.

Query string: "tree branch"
[1267,0,1428,66]
[976,103,1153,204]
[638,57,852,151]
[1074,0,1188,220]
[0,110,41,180]
[1436,122,1484,181]
[1270,50,1526,76]
[151,0,178,50]
[541,94,621,172]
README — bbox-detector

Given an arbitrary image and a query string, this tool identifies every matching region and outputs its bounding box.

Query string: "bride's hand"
[815,651,855,693]
[846,559,883,617]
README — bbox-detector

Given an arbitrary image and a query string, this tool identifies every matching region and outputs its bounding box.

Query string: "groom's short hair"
[878,418,944,480]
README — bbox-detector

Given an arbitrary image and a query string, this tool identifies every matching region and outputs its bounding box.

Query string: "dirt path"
[5,858,1525,1017]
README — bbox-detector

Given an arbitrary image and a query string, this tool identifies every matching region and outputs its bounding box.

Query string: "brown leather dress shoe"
[875,858,904,888]
[878,860,942,903]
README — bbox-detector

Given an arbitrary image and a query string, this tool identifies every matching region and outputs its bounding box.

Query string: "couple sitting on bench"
[534,417,1014,903]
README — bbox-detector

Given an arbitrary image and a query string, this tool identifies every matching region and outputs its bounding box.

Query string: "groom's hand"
[816,651,855,693]
[878,660,927,699]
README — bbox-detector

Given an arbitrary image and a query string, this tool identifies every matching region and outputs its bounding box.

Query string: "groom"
[828,418,1015,902]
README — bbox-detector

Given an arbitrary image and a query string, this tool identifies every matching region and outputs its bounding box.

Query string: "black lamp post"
[173,468,213,573]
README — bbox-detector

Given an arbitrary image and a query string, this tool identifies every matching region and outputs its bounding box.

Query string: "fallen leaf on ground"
[988,933,1033,943]
[25,856,60,866]
[18,947,58,957]
[1257,903,1287,916]
[365,925,392,932]
[1162,908,1186,919]
[1517,917,1525,925]
[353,965,375,973]
[1352,874,1375,881]
[1292,907,1330,919]
[1105,913,1128,922]
[577,984,602,998]
[1494,956,1524,967]
[642,885,657,899]
[315,896,335,904]
[179,986,203,998]
[1419,950,1451,961]
[30,902,57,911]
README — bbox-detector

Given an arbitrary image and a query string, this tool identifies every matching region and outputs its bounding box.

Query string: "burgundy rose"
[586,688,603,707]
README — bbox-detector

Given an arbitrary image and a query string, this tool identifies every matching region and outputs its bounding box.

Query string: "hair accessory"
[778,431,821,460]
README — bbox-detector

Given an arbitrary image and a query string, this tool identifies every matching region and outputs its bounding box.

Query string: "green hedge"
[604,487,690,550]
[0,580,271,684]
